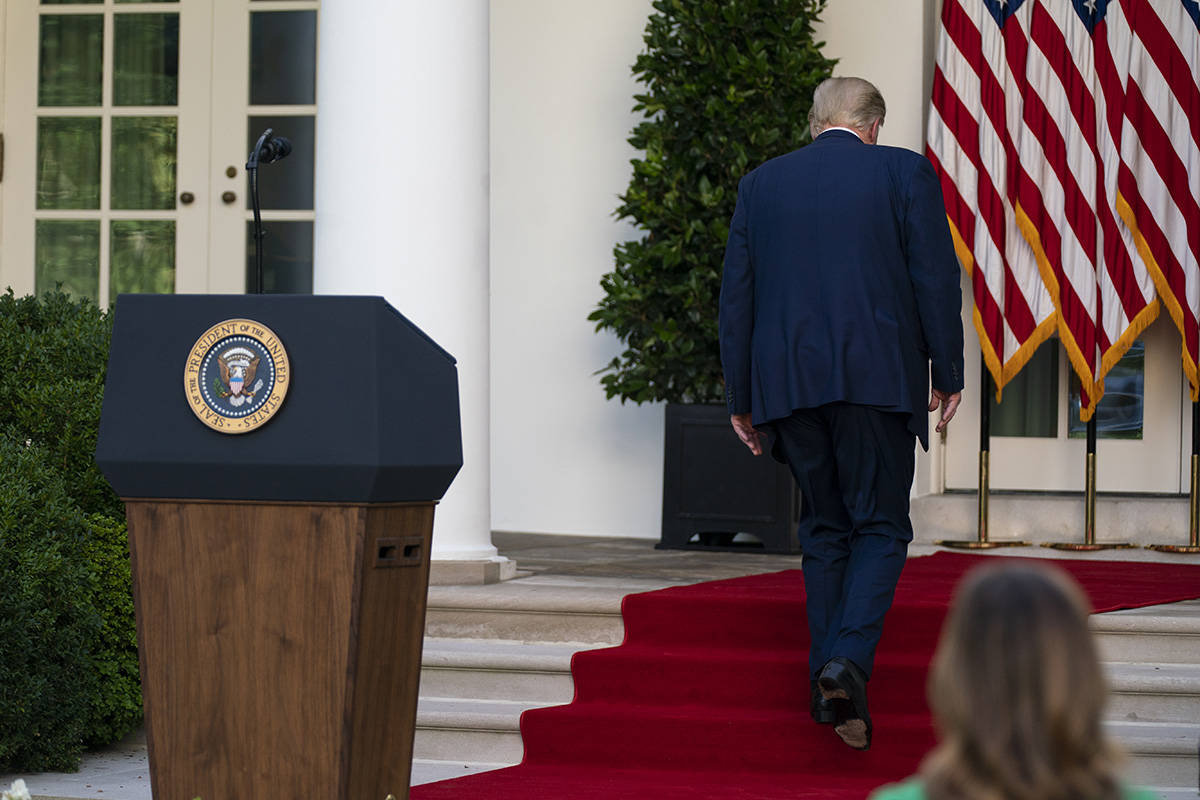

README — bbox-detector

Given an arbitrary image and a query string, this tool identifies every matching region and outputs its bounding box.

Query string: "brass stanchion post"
[1045,413,1134,551]
[1147,399,1200,553]
[938,370,1027,549]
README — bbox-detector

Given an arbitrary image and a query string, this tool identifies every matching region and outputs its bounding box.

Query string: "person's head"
[921,563,1122,800]
[807,76,886,143]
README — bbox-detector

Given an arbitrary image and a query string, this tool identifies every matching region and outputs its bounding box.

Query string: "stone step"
[424,582,627,644]
[413,696,549,764]
[413,702,1198,787]
[1092,602,1200,664]
[417,642,1200,722]
[1147,789,1200,800]
[410,758,512,786]
[419,638,579,703]
[1106,661,1200,724]
[1106,720,1200,790]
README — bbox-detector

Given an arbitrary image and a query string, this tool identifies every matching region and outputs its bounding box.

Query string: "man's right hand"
[929,389,962,434]
[730,413,766,456]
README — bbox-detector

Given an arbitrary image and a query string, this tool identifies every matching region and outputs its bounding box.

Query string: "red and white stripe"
[927,0,1057,398]
[1116,0,1200,399]
[1019,0,1158,416]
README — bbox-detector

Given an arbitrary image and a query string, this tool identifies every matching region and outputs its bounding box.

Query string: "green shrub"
[80,514,140,748]
[590,0,836,404]
[0,290,120,520]
[0,291,140,771]
[0,435,100,772]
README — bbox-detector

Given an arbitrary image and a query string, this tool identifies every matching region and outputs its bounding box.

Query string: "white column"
[314,1,502,570]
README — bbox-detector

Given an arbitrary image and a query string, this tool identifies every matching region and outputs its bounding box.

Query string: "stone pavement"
[3,531,1196,800]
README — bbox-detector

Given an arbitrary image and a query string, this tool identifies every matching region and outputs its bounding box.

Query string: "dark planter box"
[658,403,801,554]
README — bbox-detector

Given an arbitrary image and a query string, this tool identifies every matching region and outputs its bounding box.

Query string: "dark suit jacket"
[718,129,964,450]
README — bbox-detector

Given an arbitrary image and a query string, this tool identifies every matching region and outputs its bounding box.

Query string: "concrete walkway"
[3,532,1197,800]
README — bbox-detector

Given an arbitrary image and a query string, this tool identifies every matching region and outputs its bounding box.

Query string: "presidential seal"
[183,318,290,434]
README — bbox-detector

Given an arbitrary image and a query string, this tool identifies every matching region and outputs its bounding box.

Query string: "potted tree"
[590,0,835,552]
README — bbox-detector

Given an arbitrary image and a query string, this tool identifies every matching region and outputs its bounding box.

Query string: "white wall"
[815,0,938,152]
[490,0,662,537]
[490,0,943,538]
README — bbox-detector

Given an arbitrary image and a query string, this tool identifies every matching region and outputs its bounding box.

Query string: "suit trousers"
[771,403,914,681]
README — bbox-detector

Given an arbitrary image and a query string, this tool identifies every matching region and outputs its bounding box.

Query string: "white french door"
[210,0,318,295]
[0,0,317,306]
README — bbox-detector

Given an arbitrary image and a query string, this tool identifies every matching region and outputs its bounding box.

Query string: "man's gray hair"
[807,77,886,139]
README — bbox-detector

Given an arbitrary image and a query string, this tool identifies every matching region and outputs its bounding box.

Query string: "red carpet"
[411,552,1200,799]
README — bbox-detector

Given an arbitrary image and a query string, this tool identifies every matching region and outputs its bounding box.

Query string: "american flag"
[927,0,1058,405]
[1116,0,1200,400]
[928,0,1198,416]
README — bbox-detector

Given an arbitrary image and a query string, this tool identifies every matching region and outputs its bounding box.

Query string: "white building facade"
[1,0,1189,567]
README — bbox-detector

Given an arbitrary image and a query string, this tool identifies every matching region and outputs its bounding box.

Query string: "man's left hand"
[731,413,766,456]
[929,389,962,434]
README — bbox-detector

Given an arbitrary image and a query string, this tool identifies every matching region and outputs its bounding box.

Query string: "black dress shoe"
[818,657,872,750]
[810,680,835,724]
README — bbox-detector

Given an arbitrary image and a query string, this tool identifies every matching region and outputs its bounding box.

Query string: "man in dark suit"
[718,77,964,751]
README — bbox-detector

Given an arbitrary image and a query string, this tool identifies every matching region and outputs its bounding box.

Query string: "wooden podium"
[95,295,462,800]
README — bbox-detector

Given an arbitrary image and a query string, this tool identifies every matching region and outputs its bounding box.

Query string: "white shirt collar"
[819,126,864,141]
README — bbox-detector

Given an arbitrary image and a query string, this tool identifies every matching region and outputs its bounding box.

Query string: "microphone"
[259,134,292,164]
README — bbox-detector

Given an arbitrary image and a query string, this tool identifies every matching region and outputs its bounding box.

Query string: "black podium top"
[95,294,463,503]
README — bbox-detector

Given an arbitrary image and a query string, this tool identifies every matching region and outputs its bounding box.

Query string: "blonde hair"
[807,76,886,139]
[922,564,1123,800]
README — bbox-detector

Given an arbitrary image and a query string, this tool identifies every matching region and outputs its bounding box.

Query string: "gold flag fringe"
[947,216,1057,406]
[1013,203,1102,421]
[1116,192,1199,402]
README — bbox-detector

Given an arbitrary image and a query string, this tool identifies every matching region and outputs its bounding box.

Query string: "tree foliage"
[590,0,836,404]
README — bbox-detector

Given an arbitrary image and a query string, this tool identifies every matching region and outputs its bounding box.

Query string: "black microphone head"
[262,136,292,163]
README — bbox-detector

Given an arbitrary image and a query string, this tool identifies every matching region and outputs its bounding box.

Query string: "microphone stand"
[247,129,274,295]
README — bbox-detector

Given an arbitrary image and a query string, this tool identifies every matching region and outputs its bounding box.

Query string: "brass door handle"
[179,191,195,205]
[221,191,237,204]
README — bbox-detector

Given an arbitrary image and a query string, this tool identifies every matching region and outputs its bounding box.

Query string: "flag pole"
[1045,412,1134,551]
[1147,399,1200,553]
[937,369,1027,549]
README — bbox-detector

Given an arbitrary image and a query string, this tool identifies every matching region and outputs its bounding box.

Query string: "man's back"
[719,128,963,448]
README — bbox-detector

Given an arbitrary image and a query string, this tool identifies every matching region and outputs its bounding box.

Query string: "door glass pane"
[246,115,314,210]
[39,15,103,106]
[114,13,180,106]
[112,117,178,209]
[1069,340,1145,439]
[991,342,1059,437]
[245,221,312,293]
[36,220,100,300]
[249,11,317,105]
[38,117,102,209]
[110,221,176,302]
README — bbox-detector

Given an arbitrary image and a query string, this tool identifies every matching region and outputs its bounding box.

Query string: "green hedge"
[0,290,122,521]
[0,291,140,772]
[0,436,101,771]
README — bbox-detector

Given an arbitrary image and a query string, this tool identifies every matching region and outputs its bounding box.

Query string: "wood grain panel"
[345,504,435,800]
[126,501,435,800]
